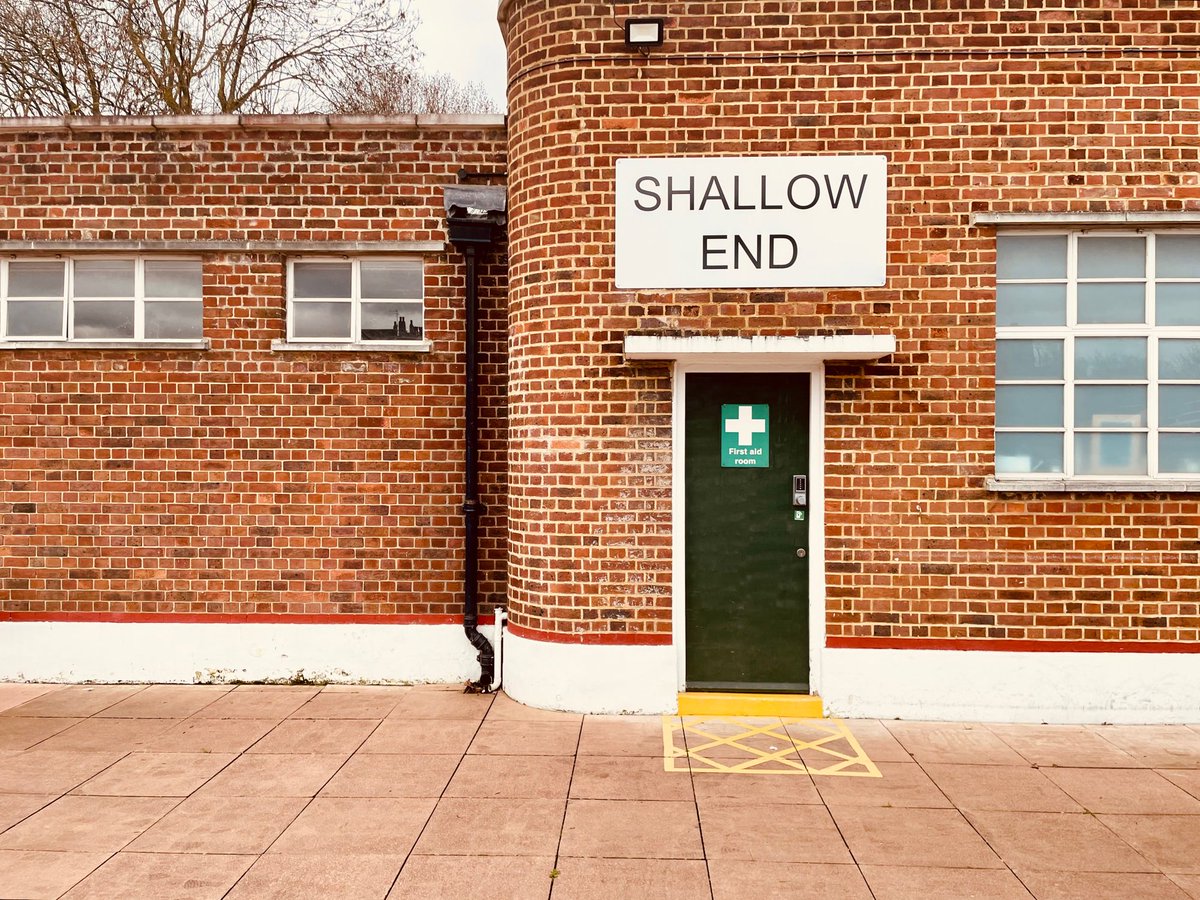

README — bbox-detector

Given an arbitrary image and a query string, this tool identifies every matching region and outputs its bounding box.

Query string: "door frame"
[672,361,826,696]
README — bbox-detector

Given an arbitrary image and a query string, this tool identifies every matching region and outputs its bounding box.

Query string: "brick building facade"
[2,1,1199,721]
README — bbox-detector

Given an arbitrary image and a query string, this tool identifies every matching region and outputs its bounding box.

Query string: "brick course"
[501,0,1200,644]
[0,120,509,620]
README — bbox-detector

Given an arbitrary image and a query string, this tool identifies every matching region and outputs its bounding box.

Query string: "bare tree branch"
[331,67,501,117]
[0,0,424,116]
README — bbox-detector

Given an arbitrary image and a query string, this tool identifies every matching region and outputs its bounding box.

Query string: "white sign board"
[615,155,886,289]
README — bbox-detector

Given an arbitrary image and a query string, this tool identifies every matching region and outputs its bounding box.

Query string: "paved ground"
[0,683,1198,899]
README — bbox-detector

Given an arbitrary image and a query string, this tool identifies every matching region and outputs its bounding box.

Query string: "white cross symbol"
[725,406,766,446]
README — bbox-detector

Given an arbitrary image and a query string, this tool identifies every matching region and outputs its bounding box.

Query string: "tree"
[0,0,420,116]
[331,67,500,116]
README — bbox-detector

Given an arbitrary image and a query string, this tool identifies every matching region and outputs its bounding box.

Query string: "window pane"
[1076,282,1145,324]
[1074,385,1147,428]
[73,300,134,338]
[145,301,203,339]
[1156,235,1200,278]
[1159,340,1200,380]
[996,339,1063,381]
[1074,432,1147,476]
[996,385,1062,427]
[997,235,1067,280]
[9,261,65,297]
[1077,236,1145,279]
[360,302,423,342]
[1074,337,1146,380]
[145,260,202,298]
[997,283,1066,326]
[1156,283,1200,326]
[73,259,134,297]
[1160,386,1200,428]
[293,262,351,299]
[1160,433,1200,474]
[292,301,351,339]
[6,300,65,337]
[996,432,1063,474]
[361,260,422,300]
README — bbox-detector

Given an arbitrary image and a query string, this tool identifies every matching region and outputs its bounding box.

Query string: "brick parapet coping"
[0,114,508,133]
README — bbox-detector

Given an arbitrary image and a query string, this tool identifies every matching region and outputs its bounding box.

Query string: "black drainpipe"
[444,185,506,693]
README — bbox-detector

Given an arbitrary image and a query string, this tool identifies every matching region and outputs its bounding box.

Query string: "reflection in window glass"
[996,232,1200,480]
[996,283,1066,327]
[1156,235,1200,278]
[74,259,135,297]
[1073,432,1147,477]
[1076,282,1145,325]
[361,260,423,300]
[1,257,201,343]
[1156,284,1200,326]
[1077,236,1145,279]
[9,262,65,297]
[996,340,1063,382]
[360,302,423,342]
[73,300,136,339]
[293,301,352,339]
[145,301,203,339]
[1159,386,1200,429]
[293,262,352,299]
[1074,338,1146,381]
[996,385,1063,428]
[995,433,1063,474]
[145,260,202,298]
[288,259,425,344]
[996,235,1067,280]
[7,300,65,337]
[1160,433,1200,473]
[1074,385,1146,428]
[1159,340,1200,381]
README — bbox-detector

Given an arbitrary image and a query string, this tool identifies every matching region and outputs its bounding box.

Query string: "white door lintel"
[624,333,895,365]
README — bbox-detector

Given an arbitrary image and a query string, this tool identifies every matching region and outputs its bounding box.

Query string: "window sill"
[987,477,1200,493]
[271,339,432,353]
[0,340,209,350]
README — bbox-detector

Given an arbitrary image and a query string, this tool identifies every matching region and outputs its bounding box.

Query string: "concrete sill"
[271,339,432,354]
[987,477,1200,493]
[0,340,209,351]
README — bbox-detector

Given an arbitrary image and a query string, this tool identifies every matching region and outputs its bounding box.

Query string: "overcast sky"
[412,1,509,110]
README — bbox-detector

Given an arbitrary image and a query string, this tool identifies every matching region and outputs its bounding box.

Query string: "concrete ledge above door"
[623,333,896,365]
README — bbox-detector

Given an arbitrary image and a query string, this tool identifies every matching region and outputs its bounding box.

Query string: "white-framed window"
[995,231,1200,480]
[286,258,424,345]
[0,257,203,342]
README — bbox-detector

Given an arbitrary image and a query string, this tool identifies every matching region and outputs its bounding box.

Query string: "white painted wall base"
[822,647,1200,724]
[503,631,678,714]
[0,621,492,685]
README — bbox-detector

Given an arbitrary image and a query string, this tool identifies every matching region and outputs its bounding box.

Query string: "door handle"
[795,548,807,558]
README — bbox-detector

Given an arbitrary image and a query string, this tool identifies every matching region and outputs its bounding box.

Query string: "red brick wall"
[0,119,509,620]
[501,1,1200,644]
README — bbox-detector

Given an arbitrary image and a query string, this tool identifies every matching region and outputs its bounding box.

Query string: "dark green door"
[684,372,810,692]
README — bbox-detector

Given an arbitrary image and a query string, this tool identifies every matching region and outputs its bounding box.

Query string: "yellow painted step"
[677,692,824,718]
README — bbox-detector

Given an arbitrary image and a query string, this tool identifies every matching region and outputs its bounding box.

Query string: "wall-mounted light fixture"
[624,18,664,48]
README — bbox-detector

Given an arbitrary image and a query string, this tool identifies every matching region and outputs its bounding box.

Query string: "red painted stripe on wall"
[827,636,1200,654]
[505,623,673,646]
[0,612,494,626]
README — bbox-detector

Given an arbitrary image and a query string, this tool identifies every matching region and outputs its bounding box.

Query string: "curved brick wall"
[501,1,1200,646]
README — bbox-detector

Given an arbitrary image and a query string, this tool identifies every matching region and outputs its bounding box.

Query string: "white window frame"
[284,257,426,349]
[995,229,1200,485]
[0,256,204,345]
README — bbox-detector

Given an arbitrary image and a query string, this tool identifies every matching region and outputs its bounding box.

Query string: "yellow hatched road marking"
[663,715,881,777]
